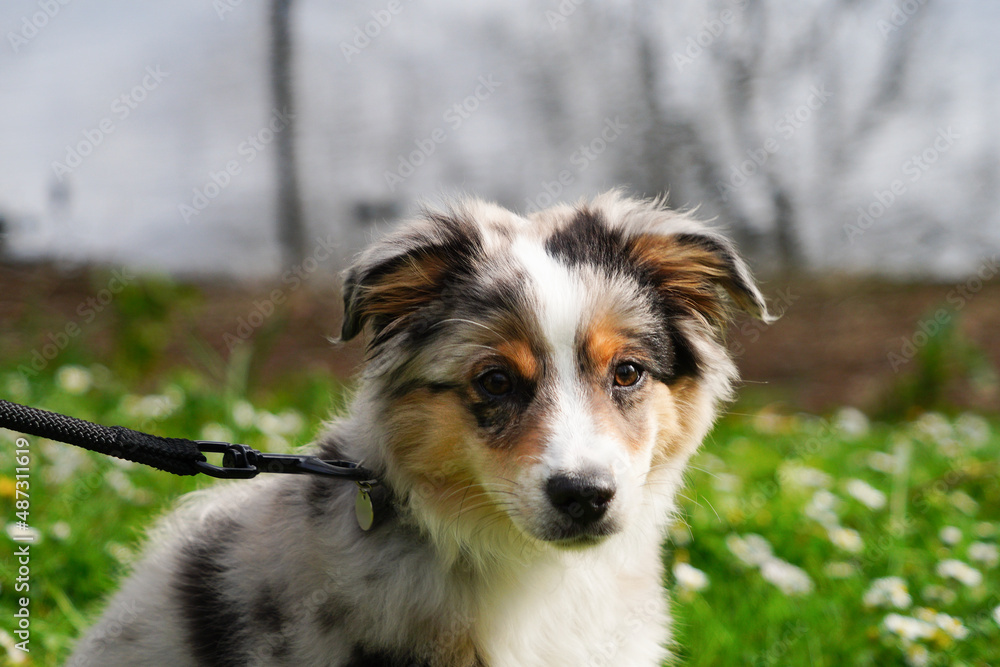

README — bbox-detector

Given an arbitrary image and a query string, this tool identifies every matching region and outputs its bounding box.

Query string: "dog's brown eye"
[613,362,642,388]
[478,370,513,398]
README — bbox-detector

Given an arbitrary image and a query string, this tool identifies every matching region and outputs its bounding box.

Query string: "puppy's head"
[341,192,771,555]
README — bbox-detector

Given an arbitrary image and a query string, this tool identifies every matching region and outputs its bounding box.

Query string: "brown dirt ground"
[731,274,1000,414]
[1,262,997,415]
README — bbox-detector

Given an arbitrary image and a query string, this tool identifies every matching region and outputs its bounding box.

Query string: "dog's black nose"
[545,474,615,526]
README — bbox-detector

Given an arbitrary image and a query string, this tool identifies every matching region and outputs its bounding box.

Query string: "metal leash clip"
[193,441,380,483]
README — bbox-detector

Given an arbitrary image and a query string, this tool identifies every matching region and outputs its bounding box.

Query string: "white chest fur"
[469,533,671,667]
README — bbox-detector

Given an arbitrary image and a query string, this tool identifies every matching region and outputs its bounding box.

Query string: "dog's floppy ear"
[340,211,482,348]
[630,228,776,327]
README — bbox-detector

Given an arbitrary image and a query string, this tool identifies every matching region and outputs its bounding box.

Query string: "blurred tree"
[630,0,763,256]
[270,0,306,269]
[622,0,948,274]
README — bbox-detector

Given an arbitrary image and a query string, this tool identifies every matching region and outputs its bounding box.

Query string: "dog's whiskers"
[670,490,722,523]
[432,318,506,341]
[682,463,722,480]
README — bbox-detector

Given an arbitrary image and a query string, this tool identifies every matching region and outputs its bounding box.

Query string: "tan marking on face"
[387,386,554,525]
[577,315,652,454]
[386,389,497,518]
[650,378,712,467]
[581,314,633,374]
[494,339,540,382]
[489,415,548,473]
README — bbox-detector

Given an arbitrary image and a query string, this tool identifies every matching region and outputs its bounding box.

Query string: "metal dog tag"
[355,483,374,531]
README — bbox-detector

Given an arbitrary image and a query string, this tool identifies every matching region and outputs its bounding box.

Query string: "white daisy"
[4,522,41,543]
[121,391,182,421]
[903,644,929,667]
[712,472,742,494]
[105,469,137,497]
[668,523,692,547]
[804,490,841,528]
[778,463,831,489]
[231,399,256,429]
[276,409,304,435]
[726,533,774,567]
[0,629,28,664]
[50,521,71,540]
[41,442,90,484]
[828,526,864,554]
[955,413,990,447]
[913,412,953,445]
[200,422,235,444]
[56,364,93,395]
[863,576,911,609]
[939,526,962,546]
[968,541,999,568]
[3,372,30,400]
[255,410,283,434]
[760,558,814,596]
[264,433,291,453]
[846,479,887,510]
[936,559,983,587]
[932,612,968,640]
[883,613,936,642]
[834,406,870,438]
[673,562,709,592]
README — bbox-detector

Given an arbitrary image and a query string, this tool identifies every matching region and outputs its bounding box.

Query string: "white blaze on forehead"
[510,238,618,471]
[510,237,585,357]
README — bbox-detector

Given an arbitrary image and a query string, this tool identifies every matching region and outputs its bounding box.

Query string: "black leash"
[0,398,378,483]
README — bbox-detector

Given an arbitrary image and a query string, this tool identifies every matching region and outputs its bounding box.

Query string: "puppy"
[69,191,771,666]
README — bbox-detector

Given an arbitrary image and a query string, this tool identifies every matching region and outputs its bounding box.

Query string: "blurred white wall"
[1,0,998,279]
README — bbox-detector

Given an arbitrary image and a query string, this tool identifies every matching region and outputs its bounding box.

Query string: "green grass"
[0,274,997,666]
[670,411,1000,666]
[3,374,997,666]
[0,362,347,665]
